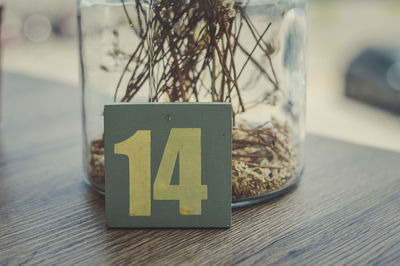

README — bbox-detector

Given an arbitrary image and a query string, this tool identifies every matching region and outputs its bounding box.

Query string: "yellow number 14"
[114,128,208,216]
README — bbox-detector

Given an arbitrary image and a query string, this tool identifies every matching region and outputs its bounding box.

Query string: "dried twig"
[109,0,280,118]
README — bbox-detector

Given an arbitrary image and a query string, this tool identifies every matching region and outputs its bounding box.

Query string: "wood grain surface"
[0,72,399,265]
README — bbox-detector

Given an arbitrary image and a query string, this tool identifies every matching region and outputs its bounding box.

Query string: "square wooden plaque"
[104,103,232,228]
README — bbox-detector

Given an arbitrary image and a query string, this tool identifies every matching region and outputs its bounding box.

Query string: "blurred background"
[1,0,399,151]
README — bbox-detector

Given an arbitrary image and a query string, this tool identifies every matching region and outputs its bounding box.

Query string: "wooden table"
[1,73,399,265]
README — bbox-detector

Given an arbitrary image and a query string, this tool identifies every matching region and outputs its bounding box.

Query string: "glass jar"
[78,0,307,207]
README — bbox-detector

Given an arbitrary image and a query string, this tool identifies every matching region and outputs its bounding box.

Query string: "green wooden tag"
[104,103,232,228]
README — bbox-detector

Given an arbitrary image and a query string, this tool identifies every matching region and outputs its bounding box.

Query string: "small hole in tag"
[165,114,173,121]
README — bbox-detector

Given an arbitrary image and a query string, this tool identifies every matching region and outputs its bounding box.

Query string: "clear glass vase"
[77,0,307,207]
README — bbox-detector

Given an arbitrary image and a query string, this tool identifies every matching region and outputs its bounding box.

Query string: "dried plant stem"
[111,1,281,118]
